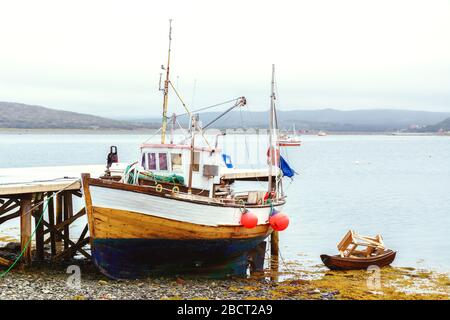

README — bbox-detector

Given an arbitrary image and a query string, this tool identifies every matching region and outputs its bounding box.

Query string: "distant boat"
[277,125,301,147]
[317,131,327,136]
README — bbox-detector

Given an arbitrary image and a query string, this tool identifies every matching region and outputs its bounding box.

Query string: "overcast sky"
[1,0,450,118]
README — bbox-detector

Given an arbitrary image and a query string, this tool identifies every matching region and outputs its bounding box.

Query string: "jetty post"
[19,194,32,265]
[270,230,279,277]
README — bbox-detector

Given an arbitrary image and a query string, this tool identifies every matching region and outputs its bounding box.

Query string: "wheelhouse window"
[147,153,157,170]
[141,153,146,168]
[158,153,168,170]
[171,153,183,171]
[193,152,200,172]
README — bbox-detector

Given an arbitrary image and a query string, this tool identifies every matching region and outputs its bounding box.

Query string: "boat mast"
[161,19,173,144]
[188,114,197,194]
[268,64,275,194]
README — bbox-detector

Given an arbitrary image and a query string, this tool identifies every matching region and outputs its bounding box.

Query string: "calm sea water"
[1,133,449,273]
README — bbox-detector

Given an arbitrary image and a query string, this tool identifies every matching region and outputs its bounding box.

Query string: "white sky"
[1,0,450,118]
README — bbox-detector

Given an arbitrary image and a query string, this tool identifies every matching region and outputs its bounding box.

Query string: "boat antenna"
[161,19,173,144]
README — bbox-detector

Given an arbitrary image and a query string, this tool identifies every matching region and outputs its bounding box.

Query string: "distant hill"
[422,117,450,132]
[0,102,148,129]
[139,108,450,132]
[2,101,449,131]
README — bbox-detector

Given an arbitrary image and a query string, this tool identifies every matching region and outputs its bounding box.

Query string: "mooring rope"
[0,180,80,279]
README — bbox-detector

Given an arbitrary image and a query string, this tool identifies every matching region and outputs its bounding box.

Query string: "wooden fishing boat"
[321,230,396,270]
[320,250,396,270]
[81,173,284,278]
[80,22,293,279]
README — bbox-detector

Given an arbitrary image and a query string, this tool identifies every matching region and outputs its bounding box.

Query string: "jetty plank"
[0,165,106,196]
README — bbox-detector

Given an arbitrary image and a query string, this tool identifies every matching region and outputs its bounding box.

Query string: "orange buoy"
[240,210,258,228]
[269,209,290,231]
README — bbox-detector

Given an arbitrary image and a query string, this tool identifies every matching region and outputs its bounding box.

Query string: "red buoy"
[269,210,290,231]
[241,210,258,228]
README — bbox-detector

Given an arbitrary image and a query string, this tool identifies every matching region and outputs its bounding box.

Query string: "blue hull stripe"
[92,237,268,279]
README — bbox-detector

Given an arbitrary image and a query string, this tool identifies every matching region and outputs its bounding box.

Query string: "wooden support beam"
[271,231,279,257]
[0,210,20,224]
[20,195,32,265]
[55,193,63,242]
[0,199,20,217]
[270,231,279,278]
[34,193,45,261]
[63,191,73,254]
[0,256,12,267]
[31,211,91,259]
[71,190,83,198]
[43,207,85,235]
[46,192,57,256]
[53,224,90,260]
[0,199,15,215]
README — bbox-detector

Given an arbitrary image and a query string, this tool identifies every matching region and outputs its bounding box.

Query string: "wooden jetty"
[0,165,281,274]
[0,165,105,267]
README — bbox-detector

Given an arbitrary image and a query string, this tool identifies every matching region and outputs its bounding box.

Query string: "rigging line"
[173,98,239,119]
[143,127,163,143]
[239,107,255,176]
[278,247,296,275]
[175,118,190,140]
[0,177,79,186]
[168,80,191,117]
[203,100,242,130]
[200,131,213,150]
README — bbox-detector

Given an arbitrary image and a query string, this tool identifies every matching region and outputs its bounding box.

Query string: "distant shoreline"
[0,128,448,136]
[0,128,160,135]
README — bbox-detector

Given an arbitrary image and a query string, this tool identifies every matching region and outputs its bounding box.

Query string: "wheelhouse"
[139,143,221,195]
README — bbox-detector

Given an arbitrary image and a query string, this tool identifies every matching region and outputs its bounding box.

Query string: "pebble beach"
[1,261,449,300]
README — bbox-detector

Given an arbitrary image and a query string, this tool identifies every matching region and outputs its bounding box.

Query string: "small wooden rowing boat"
[321,230,396,270]
[321,249,396,270]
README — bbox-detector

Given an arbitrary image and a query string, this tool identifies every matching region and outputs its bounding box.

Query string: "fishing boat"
[81,22,293,279]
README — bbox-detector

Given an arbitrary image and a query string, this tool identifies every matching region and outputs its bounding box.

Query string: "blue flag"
[279,155,296,178]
